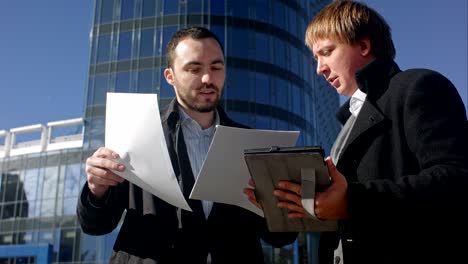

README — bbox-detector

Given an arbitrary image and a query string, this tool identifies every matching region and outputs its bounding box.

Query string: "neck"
[181,106,215,129]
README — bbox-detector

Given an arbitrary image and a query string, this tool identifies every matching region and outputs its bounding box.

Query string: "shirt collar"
[349,89,367,117]
[179,108,220,135]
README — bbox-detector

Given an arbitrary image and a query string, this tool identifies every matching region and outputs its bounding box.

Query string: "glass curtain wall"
[0,150,118,264]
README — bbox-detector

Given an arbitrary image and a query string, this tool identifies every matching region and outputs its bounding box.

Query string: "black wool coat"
[321,58,468,264]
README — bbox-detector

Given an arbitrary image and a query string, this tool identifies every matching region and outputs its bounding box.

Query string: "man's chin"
[191,103,218,113]
[195,106,217,113]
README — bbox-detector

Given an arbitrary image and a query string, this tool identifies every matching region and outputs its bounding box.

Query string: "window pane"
[226,68,246,100]
[255,0,269,23]
[59,230,75,262]
[187,0,202,13]
[273,37,286,66]
[137,69,153,93]
[276,78,288,110]
[97,35,111,63]
[100,0,114,24]
[255,73,269,105]
[256,115,270,130]
[42,166,58,199]
[162,26,178,54]
[116,71,131,92]
[63,198,77,216]
[64,164,82,197]
[93,74,109,105]
[272,1,285,30]
[211,26,225,51]
[23,169,39,202]
[164,0,178,14]
[142,0,156,17]
[228,27,248,58]
[140,29,154,58]
[255,32,269,63]
[292,85,301,115]
[227,0,248,18]
[118,31,132,60]
[40,199,56,217]
[121,0,135,20]
[210,0,224,15]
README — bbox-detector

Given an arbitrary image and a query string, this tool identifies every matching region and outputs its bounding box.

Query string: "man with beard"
[77,26,297,264]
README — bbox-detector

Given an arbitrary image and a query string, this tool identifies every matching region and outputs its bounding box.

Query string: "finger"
[277,201,305,214]
[277,181,302,195]
[287,212,306,218]
[243,188,256,200]
[243,188,262,209]
[273,189,302,205]
[325,157,343,184]
[86,166,125,183]
[87,156,125,172]
[93,147,120,159]
[248,178,256,188]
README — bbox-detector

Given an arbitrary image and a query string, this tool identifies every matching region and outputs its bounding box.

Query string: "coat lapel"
[336,101,387,179]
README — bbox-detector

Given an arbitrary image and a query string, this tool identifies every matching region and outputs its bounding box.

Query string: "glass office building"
[1,0,340,263]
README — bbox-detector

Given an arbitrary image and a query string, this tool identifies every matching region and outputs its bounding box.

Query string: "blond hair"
[305,0,395,59]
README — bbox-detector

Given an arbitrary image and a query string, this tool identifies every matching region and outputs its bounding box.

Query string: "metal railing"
[0,118,84,158]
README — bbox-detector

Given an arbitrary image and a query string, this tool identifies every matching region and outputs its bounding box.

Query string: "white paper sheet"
[105,92,191,211]
[189,126,299,216]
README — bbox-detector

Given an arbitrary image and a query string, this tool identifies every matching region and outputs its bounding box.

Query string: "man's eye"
[188,68,200,73]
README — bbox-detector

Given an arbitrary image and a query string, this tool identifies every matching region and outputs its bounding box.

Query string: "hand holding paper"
[105,92,191,211]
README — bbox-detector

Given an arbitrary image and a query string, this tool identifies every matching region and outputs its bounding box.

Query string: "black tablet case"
[244,146,338,232]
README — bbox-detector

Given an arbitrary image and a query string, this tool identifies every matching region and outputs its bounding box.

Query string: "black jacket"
[77,98,297,264]
[322,58,468,264]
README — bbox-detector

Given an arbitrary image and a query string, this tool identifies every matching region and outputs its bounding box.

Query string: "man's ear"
[359,38,372,57]
[164,68,174,85]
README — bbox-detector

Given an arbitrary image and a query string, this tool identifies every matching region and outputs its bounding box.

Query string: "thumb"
[325,156,344,184]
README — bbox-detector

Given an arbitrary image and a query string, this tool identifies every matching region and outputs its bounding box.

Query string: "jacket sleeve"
[76,181,128,235]
[347,70,468,221]
[256,216,298,247]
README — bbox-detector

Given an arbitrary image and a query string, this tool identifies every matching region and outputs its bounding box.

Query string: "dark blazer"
[325,59,468,264]
[77,98,297,264]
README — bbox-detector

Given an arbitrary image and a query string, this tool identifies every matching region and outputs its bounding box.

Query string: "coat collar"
[336,58,401,124]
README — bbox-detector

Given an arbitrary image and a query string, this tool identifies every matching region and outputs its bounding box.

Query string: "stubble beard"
[179,84,221,113]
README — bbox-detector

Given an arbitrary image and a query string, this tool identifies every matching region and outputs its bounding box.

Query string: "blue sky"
[0,0,466,131]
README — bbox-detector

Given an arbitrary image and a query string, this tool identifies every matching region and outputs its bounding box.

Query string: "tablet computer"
[244,146,337,232]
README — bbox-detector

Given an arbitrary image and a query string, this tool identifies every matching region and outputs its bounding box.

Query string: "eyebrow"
[183,59,225,67]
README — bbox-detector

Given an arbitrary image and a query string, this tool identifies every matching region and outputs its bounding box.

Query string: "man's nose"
[202,72,213,84]
[316,59,326,75]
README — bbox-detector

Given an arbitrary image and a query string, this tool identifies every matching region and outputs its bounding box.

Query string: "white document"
[189,126,299,216]
[105,92,191,211]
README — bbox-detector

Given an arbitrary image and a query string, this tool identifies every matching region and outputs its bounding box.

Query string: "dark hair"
[165,26,224,68]
[305,0,395,59]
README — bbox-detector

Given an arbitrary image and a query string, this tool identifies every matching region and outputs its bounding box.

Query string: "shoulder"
[387,68,457,99]
[217,106,250,129]
[391,68,453,89]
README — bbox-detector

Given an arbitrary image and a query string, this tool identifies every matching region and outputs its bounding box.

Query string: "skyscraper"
[0,0,339,263]
[84,0,339,152]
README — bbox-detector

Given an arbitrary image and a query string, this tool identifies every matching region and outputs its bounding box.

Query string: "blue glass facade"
[84,0,340,153]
